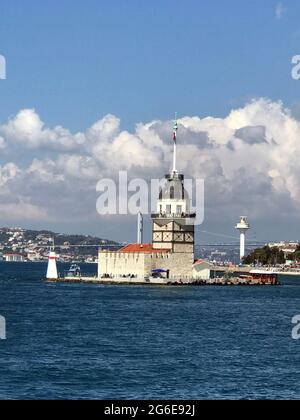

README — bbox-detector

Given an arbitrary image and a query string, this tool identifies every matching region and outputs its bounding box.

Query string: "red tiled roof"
[193,259,205,266]
[119,244,170,254]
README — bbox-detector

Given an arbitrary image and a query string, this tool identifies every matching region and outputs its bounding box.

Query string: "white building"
[4,253,25,262]
[193,260,215,280]
[268,241,298,258]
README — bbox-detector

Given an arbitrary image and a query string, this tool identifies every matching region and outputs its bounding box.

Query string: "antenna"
[137,212,144,245]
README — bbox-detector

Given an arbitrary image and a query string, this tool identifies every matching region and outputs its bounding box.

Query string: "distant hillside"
[0,227,121,262]
[26,230,118,246]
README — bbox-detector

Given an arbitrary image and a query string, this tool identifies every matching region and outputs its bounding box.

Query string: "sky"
[1,0,300,243]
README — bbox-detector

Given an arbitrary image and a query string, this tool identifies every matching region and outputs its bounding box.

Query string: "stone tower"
[98,115,196,281]
[152,172,195,254]
[151,115,196,273]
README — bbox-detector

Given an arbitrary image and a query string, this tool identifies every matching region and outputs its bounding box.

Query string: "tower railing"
[151,212,196,219]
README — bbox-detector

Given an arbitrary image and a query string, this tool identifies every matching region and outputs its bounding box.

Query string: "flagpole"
[173,142,177,173]
[173,113,178,174]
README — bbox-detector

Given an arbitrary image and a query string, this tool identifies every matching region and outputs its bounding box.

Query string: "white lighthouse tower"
[236,217,250,262]
[46,240,58,280]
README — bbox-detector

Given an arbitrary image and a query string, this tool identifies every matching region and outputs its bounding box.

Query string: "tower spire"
[172,112,178,174]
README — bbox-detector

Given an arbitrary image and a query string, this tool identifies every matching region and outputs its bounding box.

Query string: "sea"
[0,262,299,400]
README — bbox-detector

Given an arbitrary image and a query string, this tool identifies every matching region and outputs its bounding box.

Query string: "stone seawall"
[46,276,280,286]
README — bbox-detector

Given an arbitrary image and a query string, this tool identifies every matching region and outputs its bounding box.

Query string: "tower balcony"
[151,212,196,220]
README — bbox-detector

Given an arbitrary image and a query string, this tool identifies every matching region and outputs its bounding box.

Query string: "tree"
[243,246,285,265]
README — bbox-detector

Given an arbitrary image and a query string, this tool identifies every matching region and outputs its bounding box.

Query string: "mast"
[172,113,178,174]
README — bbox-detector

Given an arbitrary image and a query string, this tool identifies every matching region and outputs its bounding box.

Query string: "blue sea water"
[0,262,299,400]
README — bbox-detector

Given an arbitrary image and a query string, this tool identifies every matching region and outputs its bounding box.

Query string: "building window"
[170,186,175,199]
[159,189,163,200]
[176,205,182,215]
[166,205,172,215]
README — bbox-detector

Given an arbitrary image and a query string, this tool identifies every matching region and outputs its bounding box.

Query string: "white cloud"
[0,109,85,151]
[0,98,300,237]
[0,163,20,187]
[0,202,47,221]
[0,136,6,149]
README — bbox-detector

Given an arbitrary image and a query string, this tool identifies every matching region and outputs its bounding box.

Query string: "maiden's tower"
[98,117,196,282]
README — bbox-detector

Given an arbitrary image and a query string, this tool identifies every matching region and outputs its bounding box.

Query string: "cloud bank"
[0,98,299,239]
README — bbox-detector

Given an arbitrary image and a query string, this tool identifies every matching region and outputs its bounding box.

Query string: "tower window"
[159,189,163,200]
[170,186,175,199]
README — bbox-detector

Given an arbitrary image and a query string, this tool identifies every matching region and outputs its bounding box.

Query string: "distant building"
[268,241,298,258]
[27,251,41,262]
[85,257,97,263]
[193,260,215,280]
[4,253,25,262]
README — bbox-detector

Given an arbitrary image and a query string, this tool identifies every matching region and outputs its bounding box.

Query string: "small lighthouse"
[236,217,250,262]
[46,241,58,280]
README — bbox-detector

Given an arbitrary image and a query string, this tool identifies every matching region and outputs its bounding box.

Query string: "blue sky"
[1,0,300,243]
[1,0,300,130]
